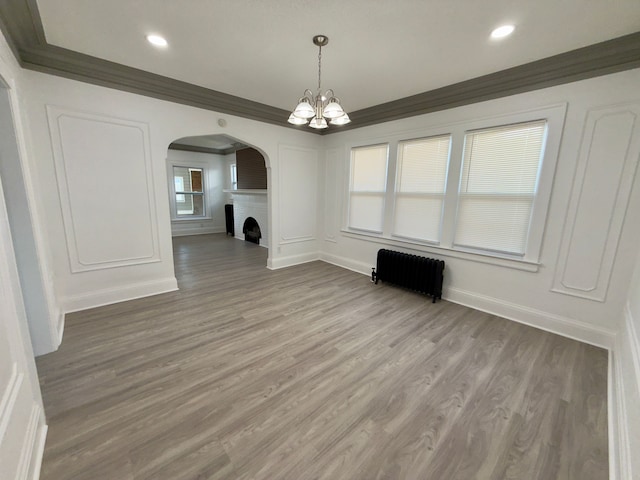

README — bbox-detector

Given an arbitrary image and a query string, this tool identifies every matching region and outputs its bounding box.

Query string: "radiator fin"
[374,249,444,303]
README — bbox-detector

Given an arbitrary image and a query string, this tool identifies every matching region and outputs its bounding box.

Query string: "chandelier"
[288,35,351,129]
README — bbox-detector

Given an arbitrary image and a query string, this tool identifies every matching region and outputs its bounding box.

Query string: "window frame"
[342,103,567,270]
[347,143,390,234]
[167,161,211,222]
[230,163,237,191]
[451,119,548,258]
[391,134,452,245]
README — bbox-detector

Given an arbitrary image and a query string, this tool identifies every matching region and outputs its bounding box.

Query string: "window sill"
[340,229,540,272]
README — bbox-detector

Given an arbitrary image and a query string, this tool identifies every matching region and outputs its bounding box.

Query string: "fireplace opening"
[242,217,261,245]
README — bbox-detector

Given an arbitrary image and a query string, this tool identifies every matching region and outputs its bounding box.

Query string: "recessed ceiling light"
[491,25,515,39]
[146,34,168,47]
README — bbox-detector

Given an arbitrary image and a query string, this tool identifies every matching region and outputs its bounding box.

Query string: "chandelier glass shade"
[288,35,351,129]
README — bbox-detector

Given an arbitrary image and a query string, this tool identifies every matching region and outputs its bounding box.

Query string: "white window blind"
[393,135,451,242]
[349,144,388,232]
[454,120,547,255]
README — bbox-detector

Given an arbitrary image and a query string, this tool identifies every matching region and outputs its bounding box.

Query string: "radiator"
[372,249,445,303]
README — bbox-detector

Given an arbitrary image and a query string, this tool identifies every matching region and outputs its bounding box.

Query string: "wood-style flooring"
[36,234,609,479]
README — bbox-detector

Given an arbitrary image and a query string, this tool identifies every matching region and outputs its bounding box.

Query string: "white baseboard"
[445,287,615,349]
[612,345,630,480]
[623,303,640,400]
[171,226,225,237]
[233,235,269,249]
[63,277,178,313]
[267,252,319,270]
[16,404,46,480]
[608,350,620,480]
[29,423,47,480]
[318,253,615,349]
[55,311,64,348]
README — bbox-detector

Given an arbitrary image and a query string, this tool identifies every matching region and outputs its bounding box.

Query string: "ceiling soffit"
[0,0,639,135]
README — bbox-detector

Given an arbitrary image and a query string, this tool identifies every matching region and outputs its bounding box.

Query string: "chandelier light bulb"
[288,114,308,125]
[323,99,345,119]
[309,117,328,129]
[330,113,351,126]
[293,98,315,119]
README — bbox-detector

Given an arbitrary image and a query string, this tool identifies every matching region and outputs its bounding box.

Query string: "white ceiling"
[173,134,246,150]
[36,0,640,112]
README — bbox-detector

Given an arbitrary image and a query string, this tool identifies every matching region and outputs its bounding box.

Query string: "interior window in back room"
[174,166,204,216]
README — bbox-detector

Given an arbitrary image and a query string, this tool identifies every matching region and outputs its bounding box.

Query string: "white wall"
[17,68,322,313]
[615,245,640,478]
[321,68,640,349]
[0,30,60,355]
[167,149,227,237]
[0,30,47,479]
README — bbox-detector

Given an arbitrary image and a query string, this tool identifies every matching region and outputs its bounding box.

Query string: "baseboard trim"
[171,226,225,237]
[319,253,615,349]
[55,311,64,348]
[15,404,45,480]
[267,252,319,270]
[445,286,615,349]
[624,303,640,397]
[611,345,629,480]
[63,277,178,313]
[233,236,269,249]
[29,423,47,480]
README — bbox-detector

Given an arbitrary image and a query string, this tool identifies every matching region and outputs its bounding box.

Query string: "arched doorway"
[165,134,270,264]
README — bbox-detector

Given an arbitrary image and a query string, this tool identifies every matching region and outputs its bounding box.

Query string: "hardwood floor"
[36,234,609,479]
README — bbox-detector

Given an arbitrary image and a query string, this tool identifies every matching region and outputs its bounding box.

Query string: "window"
[348,144,388,232]
[393,135,451,243]
[454,121,547,256]
[173,166,205,217]
[230,164,237,190]
[344,104,564,267]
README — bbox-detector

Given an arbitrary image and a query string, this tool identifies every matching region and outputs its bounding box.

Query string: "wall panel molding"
[47,105,161,272]
[324,149,339,243]
[552,103,640,301]
[278,145,318,243]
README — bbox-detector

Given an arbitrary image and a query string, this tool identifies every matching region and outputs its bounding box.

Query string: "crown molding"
[1,0,639,135]
[334,31,640,134]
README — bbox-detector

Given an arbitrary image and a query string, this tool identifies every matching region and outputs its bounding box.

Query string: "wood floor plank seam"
[36,234,609,480]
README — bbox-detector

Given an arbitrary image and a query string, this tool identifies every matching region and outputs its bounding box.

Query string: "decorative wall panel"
[279,145,318,243]
[324,149,339,242]
[552,103,640,301]
[47,106,160,272]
